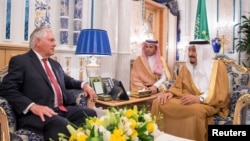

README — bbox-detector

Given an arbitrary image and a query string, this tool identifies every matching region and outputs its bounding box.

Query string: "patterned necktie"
[42,58,67,112]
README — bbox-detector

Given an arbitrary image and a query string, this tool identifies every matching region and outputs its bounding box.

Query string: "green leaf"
[90,126,95,137]
[87,136,104,141]
[235,14,250,65]
[66,124,76,135]
[137,122,149,135]
[106,124,116,132]
[138,134,154,141]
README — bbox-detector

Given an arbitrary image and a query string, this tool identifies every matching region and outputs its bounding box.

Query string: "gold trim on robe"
[130,56,172,91]
[151,60,229,141]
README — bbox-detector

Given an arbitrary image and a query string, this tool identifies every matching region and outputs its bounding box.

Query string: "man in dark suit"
[0,27,97,141]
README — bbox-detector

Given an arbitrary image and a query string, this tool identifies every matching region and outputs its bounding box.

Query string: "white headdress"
[185,40,215,93]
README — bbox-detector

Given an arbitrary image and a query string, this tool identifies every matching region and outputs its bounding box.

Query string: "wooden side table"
[96,93,161,108]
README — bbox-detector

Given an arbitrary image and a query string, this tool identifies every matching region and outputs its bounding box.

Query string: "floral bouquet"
[58,105,161,141]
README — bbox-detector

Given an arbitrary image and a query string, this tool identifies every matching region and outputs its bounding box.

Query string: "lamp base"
[86,56,101,77]
[86,65,101,77]
[87,56,99,66]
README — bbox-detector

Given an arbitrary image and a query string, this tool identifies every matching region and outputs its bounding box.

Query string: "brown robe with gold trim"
[151,60,229,141]
[130,56,172,91]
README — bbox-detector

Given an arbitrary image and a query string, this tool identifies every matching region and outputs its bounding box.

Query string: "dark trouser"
[18,106,97,141]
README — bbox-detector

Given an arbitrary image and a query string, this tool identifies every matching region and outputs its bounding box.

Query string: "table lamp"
[75,29,112,77]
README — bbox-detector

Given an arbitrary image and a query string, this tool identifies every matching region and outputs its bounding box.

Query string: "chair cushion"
[15,129,44,141]
[227,65,250,93]
[67,89,88,108]
[10,133,23,141]
[213,115,232,125]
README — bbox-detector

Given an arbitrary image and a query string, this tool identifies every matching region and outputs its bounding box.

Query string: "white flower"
[144,113,152,121]
[85,128,91,135]
[132,137,139,141]
[153,124,162,138]
[103,130,111,141]
[118,117,133,136]
[98,125,107,133]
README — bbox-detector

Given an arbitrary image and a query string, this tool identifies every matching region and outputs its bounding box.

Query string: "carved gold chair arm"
[0,107,10,141]
[233,94,250,124]
[222,57,250,73]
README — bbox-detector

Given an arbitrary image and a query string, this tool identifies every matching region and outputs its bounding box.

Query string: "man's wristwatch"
[199,96,205,103]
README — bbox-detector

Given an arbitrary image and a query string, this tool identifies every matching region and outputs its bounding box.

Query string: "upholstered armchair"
[0,66,95,141]
[213,57,250,125]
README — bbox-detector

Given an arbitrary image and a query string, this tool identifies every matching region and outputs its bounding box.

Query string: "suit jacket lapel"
[28,50,52,87]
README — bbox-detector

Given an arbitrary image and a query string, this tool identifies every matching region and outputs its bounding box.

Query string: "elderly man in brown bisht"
[151,40,229,141]
[130,39,172,94]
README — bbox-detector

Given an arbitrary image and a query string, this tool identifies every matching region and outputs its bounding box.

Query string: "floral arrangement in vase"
[56,106,161,141]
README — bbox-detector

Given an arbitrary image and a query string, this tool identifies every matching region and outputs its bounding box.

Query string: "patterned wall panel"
[60,0,69,45]
[34,0,51,28]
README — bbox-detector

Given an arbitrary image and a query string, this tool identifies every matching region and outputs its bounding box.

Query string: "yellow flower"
[88,117,103,126]
[69,128,88,141]
[69,133,77,141]
[129,118,137,129]
[110,129,126,141]
[95,119,102,126]
[147,121,155,133]
[131,129,138,139]
[125,109,137,118]
[78,134,88,141]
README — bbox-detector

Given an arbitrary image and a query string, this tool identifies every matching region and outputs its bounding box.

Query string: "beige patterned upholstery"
[221,58,250,124]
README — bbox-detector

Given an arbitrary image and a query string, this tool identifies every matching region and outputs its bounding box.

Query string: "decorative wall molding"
[217,0,235,53]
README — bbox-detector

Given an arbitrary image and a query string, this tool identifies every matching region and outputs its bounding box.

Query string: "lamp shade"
[75,29,112,56]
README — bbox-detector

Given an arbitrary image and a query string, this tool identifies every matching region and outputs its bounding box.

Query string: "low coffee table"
[96,93,161,108]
